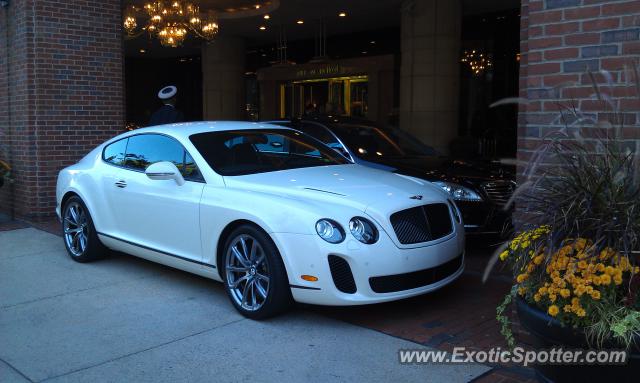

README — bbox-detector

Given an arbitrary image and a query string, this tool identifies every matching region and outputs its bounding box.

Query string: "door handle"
[115,180,127,188]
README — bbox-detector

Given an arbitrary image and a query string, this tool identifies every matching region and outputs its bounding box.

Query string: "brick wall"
[518,0,640,219]
[0,0,124,221]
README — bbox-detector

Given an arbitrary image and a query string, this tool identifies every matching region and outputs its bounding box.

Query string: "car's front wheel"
[62,196,107,262]
[222,225,291,319]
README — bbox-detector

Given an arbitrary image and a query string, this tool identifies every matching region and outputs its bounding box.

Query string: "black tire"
[61,196,107,263]
[221,224,292,319]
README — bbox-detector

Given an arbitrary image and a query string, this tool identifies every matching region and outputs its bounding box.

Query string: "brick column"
[0,0,124,221]
[517,0,640,219]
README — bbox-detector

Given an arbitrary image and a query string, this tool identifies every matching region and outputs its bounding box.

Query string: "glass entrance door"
[278,75,368,119]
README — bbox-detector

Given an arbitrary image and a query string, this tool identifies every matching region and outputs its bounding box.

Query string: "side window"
[103,138,128,166]
[124,134,184,171]
[181,151,204,182]
[123,134,203,182]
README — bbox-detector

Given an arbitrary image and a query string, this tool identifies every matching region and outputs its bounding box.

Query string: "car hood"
[361,156,515,185]
[223,164,449,214]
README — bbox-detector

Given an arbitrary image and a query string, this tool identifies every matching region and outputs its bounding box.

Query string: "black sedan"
[269,116,515,238]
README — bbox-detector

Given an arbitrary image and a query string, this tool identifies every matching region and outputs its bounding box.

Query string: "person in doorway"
[148,85,184,126]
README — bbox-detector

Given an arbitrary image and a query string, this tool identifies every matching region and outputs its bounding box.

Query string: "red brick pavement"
[0,218,537,382]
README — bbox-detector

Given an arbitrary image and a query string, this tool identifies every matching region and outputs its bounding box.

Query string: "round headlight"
[349,217,378,244]
[315,219,345,244]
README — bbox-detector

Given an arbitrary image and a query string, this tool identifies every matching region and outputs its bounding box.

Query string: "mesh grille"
[390,203,453,244]
[328,255,357,294]
[369,254,463,293]
[481,181,516,207]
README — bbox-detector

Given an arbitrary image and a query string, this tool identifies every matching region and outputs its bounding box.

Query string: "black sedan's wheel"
[222,225,291,319]
[62,196,106,262]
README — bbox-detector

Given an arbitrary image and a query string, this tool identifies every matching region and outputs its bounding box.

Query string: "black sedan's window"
[330,124,437,158]
[190,129,350,176]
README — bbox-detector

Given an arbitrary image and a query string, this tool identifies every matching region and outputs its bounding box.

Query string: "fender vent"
[328,255,357,294]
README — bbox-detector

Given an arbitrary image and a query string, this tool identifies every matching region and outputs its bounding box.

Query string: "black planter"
[516,297,638,382]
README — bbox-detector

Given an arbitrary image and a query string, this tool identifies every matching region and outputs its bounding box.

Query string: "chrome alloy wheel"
[63,201,89,257]
[225,234,270,311]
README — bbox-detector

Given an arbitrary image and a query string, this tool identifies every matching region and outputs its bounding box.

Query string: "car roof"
[270,115,383,129]
[123,121,290,141]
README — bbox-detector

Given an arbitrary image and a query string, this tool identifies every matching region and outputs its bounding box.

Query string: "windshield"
[329,124,437,158]
[190,129,350,176]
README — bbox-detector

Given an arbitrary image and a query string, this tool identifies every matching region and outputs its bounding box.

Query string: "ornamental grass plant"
[488,63,640,350]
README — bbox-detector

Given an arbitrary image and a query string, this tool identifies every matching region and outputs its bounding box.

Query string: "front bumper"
[270,227,465,306]
[456,200,512,237]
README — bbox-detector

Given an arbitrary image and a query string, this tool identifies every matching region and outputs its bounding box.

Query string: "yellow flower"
[613,275,623,285]
[574,238,588,251]
[516,273,529,283]
[518,287,526,296]
[534,293,541,302]
[605,266,616,276]
[600,274,612,285]
[560,289,571,298]
[548,305,559,317]
[533,255,544,265]
[591,290,601,300]
[499,250,509,261]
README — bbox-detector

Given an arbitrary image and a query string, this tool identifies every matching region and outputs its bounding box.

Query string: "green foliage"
[586,301,640,350]
[496,286,518,350]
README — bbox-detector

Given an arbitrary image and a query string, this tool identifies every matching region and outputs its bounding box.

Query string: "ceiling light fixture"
[296,19,304,24]
[259,25,267,30]
[338,11,347,17]
[263,14,270,19]
[123,1,220,47]
[461,50,493,76]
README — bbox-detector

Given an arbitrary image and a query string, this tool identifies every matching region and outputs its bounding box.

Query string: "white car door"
[107,133,205,262]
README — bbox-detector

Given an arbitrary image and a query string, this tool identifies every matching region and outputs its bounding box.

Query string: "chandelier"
[461,50,493,76]
[124,1,220,47]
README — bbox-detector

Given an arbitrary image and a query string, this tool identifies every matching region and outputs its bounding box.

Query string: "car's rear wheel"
[62,196,107,262]
[222,225,291,319]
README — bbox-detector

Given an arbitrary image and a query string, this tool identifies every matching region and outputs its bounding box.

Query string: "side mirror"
[145,161,185,186]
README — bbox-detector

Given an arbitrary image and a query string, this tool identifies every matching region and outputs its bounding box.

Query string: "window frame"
[295,121,354,162]
[101,133,206,184]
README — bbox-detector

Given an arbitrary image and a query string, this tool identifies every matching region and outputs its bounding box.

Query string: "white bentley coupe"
[56,122,465,318]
